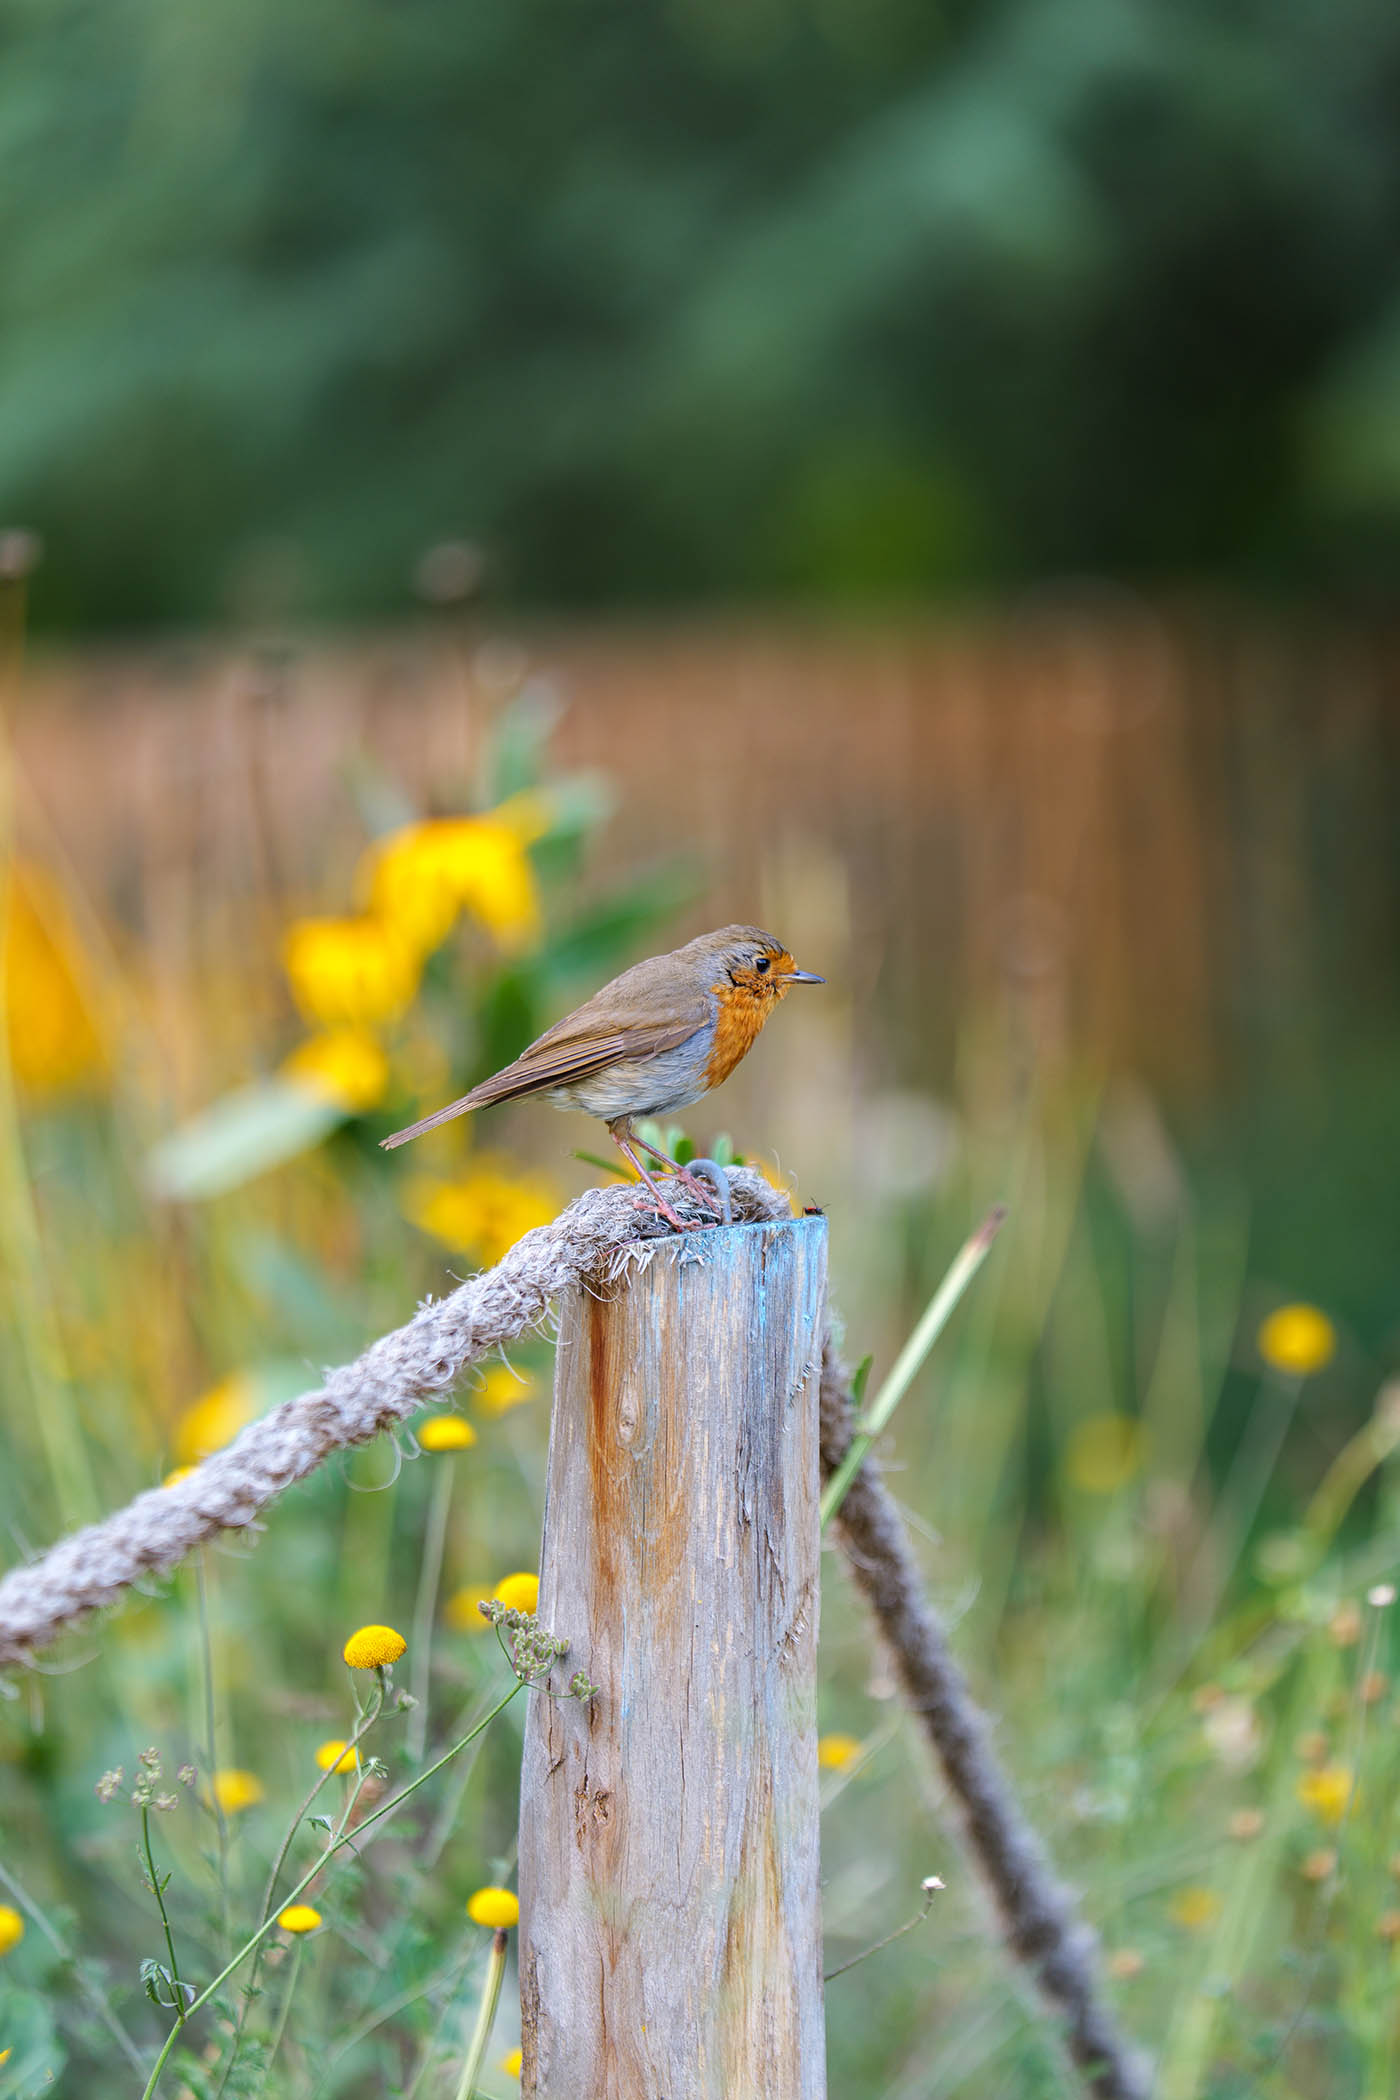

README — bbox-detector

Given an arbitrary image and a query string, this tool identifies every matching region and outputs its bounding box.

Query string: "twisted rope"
[0,1170,790,1666]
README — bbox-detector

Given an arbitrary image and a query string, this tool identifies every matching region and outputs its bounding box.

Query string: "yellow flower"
[315,1739,357,1774]
[494,1572,539,1615]
[210,1769,264,1814]
[467,1886,520,1929]
[1258,1304,1336,1377]
[501,2046,524,2079]
[2,859,107,1097]
[364,817,540,956]
[0,2048,9,2064]
[1064,1413,1145,1495]
[1297,1765,1356,1827]
[444,1585,495,1633]
[405,1160,559,1267]
[175,1374,257,1463]
[343,1624,407,1669]
[162,1465,199,1490]
[277,1905,322,1934]
[283,915,418,1028]
[477,1365,536,1416]
[283,1029,389,1113]
[817,1733,862,1772]
[0,1905,23,1955]
[1168,1886,1221,1931]
[417,1415,478,1453]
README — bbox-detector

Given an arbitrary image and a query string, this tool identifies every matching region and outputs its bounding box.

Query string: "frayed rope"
[0,1170,790,1666]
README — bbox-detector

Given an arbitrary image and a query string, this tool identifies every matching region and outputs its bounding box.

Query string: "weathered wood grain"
[519,1216,828,2100]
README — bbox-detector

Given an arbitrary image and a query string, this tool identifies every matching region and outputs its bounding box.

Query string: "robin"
[381,925,824,1230]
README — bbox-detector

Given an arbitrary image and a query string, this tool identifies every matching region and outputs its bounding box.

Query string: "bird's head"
[687,925,826,1005]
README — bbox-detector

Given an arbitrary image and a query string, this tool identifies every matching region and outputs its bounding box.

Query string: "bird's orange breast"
[704,982,772,1090]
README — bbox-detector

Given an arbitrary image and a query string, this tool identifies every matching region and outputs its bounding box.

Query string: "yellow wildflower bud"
[477,1366,536,1416]
[502,2046,524,2079]
[277,1905,322,1934]
[162,1465,199,1490]
[283,1028,389,1114]
[405,1162,558,1268]
[1257,1304,1336,1377]
[445,1585,495,1633]
[0,1906,23,1955]
[817,1733,862,1772]
[1167,1886,1221,1931]
[315,1740,357,1774]
[175,1373,257,1463]
[493,1573,539,1615]
[467,1886,520,1929]
[1297,1765,1355,1827]
[343,1624,407,1670]
[1064,1413,1144,1495]
[417,1416,477,1454]
[210,1769,264,1814]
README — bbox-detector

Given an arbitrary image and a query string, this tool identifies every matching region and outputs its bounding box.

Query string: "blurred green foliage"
[6,0,1400,627]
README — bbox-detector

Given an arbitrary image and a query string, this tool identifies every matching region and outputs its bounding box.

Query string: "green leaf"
[146,1079,343,1201]
[851,1354,875,1410]
[485,682,563,802]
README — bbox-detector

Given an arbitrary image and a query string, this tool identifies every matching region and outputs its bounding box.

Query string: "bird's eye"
[754,955,770,973]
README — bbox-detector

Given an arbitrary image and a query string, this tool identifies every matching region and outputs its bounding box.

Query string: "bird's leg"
[628,1130,728,1218]
[610,1125,706,1234]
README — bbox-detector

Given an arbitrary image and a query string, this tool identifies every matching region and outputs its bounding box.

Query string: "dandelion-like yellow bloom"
[1167,1886,1221,1931]
[364,817,541,957]
[1064,1413,1144,1495]
[417,1416,478,1453]
[314,1739,358,1774]
[477,1366,536,1417]
[1258,1304,1336,1377]
[162,1465,199,1490]
[493,1573,539,1615]
[343,1624,407,1670]
[2,860,107,1098]
[1297,1764,1356,1827]
[445,1585,495,1633]
[405,1161,559,1268]
[283,1029,390,1114]
[817,1733,862,1772]
[467,1886,520,1929]
[277,1905,322,1934]
[501,2046,524,2079]
[0,1906,23,1955]
[210,1769,264,1814]
[283,915,419,1029]
[175,1373,257,1464]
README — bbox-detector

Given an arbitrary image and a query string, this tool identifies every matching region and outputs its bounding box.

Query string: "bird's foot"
[678,1158,733,1226]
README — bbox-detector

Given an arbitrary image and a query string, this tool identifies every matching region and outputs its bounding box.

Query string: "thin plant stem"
[824,1876,943,1982]
[821,1206,1006,1528]
[195,1552,232,1958]
[210,1681,386,2100]
[309,1943,479,2096]
[140,1679,524,2100]
[260,1938,304,2091]
[0,1859,145,2074]
[407,1461,456,1760]
[453,1928,508,2100]
[141,1804,188,2021]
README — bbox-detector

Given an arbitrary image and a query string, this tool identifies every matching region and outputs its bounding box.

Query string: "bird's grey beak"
[786,969,825,984]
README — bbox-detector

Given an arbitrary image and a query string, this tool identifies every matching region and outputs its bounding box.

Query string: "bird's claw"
[631,1191,710,1235]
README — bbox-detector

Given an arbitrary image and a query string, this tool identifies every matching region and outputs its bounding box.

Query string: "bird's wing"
[380,990,710,1149]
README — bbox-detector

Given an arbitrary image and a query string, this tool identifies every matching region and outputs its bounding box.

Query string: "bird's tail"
[379,1088,483,1150]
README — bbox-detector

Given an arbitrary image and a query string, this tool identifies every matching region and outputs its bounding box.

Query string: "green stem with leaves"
[141,1679,523,2100]
[141,1805,187,2022]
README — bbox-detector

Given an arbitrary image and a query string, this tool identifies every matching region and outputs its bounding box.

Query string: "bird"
[380,925,824,1230]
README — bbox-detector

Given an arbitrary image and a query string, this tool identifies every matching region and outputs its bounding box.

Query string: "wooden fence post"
[519,1214,829,2100]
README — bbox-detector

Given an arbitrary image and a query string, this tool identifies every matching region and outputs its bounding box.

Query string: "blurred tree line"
[5,0,1400,628]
